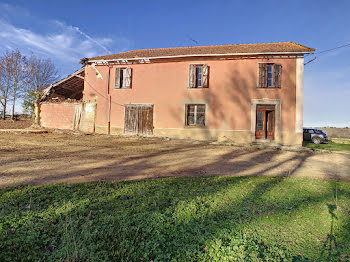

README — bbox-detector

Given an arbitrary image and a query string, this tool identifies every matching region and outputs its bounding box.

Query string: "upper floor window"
[258,63,282,88]
[196,66,202,87]
[115,67,132,89]
[189,64,209,88]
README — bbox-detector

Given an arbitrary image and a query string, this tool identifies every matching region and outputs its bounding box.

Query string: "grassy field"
[304,140,350,152]
[1,176,349,261]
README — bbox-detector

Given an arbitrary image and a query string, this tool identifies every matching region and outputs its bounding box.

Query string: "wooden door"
[266,110,275,140]
[255,108,265,139]
[255,105,275,140]
[124,104,153,136]
[124,105,138,135]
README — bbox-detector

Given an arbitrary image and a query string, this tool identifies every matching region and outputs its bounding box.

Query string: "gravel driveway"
[0,132,349,188]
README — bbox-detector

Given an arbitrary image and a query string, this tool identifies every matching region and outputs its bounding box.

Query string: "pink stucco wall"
[40,103,75,130]
[84,57,297,132]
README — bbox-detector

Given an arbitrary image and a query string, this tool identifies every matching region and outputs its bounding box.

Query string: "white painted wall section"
[296,57,304,133]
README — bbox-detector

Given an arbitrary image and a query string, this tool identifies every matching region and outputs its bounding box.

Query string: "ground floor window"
[186,104,206,126]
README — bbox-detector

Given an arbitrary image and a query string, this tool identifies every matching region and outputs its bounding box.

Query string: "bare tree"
[23,54,60,114]
[0,50,27,120]
[0,58,4,118]
[25,54,60,93]
[9,50,26,120]
[0,52,13,120]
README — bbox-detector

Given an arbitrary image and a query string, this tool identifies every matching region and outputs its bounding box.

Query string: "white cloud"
[0,3,31,19]
[0,19,131,66]
[0,4,132,74]
[0,3,133,113]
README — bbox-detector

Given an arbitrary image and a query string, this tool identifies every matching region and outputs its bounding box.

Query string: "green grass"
[332,139,350,143]
[1,177,349,261]
[304,140,350,151]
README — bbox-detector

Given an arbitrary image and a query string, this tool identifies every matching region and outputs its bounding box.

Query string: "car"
[303,128,328,144]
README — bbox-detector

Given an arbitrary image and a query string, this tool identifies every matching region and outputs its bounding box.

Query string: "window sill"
[257,86,281,89]
[184,125,207,129]
[114,88,132,90]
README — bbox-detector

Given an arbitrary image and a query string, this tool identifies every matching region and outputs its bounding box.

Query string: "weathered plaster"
[296,57,304,133]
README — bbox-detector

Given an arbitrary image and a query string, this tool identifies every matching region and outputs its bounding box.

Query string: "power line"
[304,56,316,66]
[186,35,199,46]
[304,42,350,65]
[84,78,124,108]
[315,42,350,55]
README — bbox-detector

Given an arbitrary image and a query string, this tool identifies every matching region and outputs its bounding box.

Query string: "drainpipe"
[106,66,111,134]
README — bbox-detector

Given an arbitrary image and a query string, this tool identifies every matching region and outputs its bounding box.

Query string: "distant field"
[0,119,32,129]
[315,127,350,139]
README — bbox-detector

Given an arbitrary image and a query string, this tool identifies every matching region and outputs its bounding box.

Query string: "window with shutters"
[115,67,132,89]
[258,63,282,88]
[189,64,208,88]
[185,104,206,126]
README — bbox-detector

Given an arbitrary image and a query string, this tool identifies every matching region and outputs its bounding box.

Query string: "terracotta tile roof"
[89,42,315,61]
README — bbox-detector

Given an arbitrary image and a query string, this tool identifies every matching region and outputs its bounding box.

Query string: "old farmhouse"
[38,42,315,146]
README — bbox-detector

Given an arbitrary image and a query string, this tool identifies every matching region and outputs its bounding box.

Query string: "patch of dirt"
[0,120,32,129]
[0,132,349,188]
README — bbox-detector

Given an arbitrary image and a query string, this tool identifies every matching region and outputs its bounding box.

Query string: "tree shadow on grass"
[320,203,338,260]
[1,179,348,261]
[4,150,347,261]
[318,181,350,261]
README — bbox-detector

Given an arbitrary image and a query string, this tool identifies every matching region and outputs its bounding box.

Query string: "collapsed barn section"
[37,67,96,132]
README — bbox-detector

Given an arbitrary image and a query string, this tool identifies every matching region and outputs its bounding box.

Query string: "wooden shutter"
[115,68,121,89]
[273,64,282,88]
[188,64,196,88]
[202,64,208,88]
[258,63,267,88]
[125,67,132,88]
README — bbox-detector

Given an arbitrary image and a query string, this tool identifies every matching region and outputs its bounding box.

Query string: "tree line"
[0,50,60,120]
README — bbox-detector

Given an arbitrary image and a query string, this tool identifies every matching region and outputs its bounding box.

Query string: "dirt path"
[0,132,349,188]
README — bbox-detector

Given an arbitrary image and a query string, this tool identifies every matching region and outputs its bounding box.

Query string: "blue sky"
[0,0,349,127]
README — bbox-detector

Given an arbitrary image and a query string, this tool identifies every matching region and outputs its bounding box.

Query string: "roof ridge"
[110,41,302,55]
[89,42,315,60]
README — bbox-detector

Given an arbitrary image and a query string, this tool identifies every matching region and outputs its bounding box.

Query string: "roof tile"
[89,42,315,61]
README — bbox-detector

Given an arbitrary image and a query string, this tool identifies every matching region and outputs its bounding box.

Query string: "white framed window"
[185,104,206,126]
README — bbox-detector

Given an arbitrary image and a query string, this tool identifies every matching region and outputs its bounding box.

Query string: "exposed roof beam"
[75,75,85,80]
[41,67,85,101]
